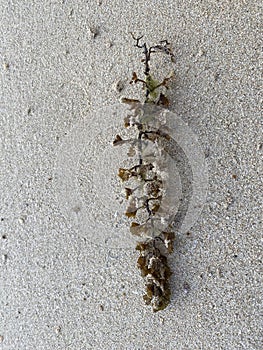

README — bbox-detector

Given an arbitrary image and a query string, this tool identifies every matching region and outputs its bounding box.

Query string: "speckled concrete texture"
[0,1,262,349]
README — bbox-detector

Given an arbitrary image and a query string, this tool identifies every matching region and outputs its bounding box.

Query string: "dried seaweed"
[113,34,176,312]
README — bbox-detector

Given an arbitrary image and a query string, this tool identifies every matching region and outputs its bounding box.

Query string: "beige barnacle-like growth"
[113,34,176,312]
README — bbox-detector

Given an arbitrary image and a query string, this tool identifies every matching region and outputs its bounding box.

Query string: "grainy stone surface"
[0,1,261,349]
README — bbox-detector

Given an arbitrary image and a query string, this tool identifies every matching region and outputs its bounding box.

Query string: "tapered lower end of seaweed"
[136,235,174,312]
[143,281,171,312]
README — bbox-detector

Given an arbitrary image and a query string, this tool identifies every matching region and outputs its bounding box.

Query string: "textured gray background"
[0,1,262,349]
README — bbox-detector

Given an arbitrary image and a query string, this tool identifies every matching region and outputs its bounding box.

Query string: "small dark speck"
[19,216,26,224]
[3,62,10,70]
[48,177,53,181]
[256,143,262,151]
[27,107,32,115]
[232,174,237,180]
[233,254,238,258]
[183,281,191,293]
[160,317,164,325]
[218,267,224,278]
[214,71,220,81]
[204,147,210,158]
[99,304,104,311]
[112,80,124,93]
[2,235,7,239]
[72,205,81,214]
[54,326,61,334]
[1,218,4,221]
[89,26,99,39]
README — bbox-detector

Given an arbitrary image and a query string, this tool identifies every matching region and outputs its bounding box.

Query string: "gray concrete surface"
[0,1,262,349]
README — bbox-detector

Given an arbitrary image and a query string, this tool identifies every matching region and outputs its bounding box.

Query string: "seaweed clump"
[113,34,176,312]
